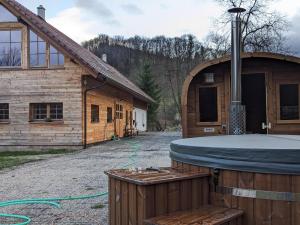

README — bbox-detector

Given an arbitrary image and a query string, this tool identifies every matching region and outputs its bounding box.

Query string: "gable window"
[279,84,299,120]
[50,45,64,66]
[91,105,99,123]
[0,103,9,121]
[29,30,46,67]
[107,107,113,123]
[116,104,123,119]
[0,5,17,22]
[30,103,63,121]
[198,86,219,123]
[0,30,21,67]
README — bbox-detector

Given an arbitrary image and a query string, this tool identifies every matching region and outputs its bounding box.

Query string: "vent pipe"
[228,7,246,135]
[102,53,107,62]
[37,5,46,20]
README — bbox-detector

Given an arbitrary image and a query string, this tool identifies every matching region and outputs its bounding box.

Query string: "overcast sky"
[17,0,300,52]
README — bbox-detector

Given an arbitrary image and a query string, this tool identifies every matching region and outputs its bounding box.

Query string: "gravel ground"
[0,132,181,225]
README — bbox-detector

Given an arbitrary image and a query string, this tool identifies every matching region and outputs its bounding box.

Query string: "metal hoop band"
[216,186,300,202]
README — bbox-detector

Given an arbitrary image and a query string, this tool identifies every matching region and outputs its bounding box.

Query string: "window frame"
[196,84,222,126]
[276,82,300,124]
[0,103,9,122]
[29,30,65,69]
[49,45,64,68]
[115,104,123,120]
[0,29,22,68]
[30,103,63,122]
[29,30,47,68]
[107,107,113,123]
[91,104,100,123]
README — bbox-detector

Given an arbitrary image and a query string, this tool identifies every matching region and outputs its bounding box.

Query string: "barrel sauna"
[170,135,300,225]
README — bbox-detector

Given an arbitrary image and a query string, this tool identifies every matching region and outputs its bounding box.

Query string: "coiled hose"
[0,140,141,225]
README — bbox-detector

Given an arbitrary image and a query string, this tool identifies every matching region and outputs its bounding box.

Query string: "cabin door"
[242,74,267,134]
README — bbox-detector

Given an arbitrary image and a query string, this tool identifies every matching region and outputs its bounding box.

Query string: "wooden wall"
[184,58,300,137]
[85,84,134,144]
[0,57,85,147]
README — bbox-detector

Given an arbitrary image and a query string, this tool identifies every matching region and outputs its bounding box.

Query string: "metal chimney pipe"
[228,7,246,135]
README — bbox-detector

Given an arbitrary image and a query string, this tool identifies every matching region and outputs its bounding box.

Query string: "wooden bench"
[105,167,210,225]
[144,205,243,225]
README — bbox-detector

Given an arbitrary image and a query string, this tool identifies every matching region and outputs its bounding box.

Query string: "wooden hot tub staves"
[172,160,300,225]
[105,168,210,225]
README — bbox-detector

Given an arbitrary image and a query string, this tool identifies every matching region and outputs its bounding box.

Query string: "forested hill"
[82,34,217,130]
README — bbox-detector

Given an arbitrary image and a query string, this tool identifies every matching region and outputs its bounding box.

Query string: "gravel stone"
[0,132,181,225]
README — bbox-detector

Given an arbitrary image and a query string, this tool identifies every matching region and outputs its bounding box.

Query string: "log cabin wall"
[183,55,300,137]
[85,84,134,144]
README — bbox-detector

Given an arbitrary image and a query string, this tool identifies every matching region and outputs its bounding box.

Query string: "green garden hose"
[0,140,141,225]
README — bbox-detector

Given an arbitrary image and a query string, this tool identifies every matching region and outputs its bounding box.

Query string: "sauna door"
[242,74,267,134]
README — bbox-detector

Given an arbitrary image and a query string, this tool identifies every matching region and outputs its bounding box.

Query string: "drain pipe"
[228,7,246,135]
[83,75,107,149]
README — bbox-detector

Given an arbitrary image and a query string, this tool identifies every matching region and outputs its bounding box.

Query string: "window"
[107,107,113,123]
[50,103,63,120]
[116,104,123,119]
[0,5,17,22]
[0,103,9,121]
[279,84,299,120]
[50,45,64,66]
[91,105,99,123]
[126,110,129,125]
[29,30,46,67]
[30,103,63,121]
[0,30,21,67]
[198,86,218,122]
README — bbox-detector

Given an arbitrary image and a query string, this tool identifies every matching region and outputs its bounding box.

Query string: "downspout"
[83,75,107,149]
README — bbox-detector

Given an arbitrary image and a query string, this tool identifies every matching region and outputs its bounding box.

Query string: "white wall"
[133,108,147,131]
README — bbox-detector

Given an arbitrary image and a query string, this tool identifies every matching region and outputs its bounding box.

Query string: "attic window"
[50,45,64,66]
[0,5,18,22]
[29,30,46,67]
[0,30,22,67]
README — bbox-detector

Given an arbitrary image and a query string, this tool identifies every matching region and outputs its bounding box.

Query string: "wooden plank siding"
[0,57,85,147]
[183,57,300,137]
[0,20,146,148]
[85,85,134,144]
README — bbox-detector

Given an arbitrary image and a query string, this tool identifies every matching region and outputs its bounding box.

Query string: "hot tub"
[170,135,300,225]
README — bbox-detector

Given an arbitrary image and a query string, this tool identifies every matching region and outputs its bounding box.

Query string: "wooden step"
[144,205,243,225]
[106,167,211,225]
[105,167,210,186]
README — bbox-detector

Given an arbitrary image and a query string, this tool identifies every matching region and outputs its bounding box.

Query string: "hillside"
[82,34,213,130]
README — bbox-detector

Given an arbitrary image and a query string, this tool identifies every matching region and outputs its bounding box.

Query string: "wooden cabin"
[0,0,153,149]
[182,52,300,138]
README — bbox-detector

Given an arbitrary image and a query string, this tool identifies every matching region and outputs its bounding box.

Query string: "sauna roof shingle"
[2,0,154,103]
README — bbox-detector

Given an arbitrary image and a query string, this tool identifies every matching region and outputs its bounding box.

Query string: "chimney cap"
[37,5,45,9]
[228,7,246,14]
[37,5,46,20]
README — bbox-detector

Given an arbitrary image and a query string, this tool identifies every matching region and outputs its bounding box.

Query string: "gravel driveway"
[0,132,181,225]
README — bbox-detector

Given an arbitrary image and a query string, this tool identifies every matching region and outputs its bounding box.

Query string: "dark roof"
[2,0,154,103]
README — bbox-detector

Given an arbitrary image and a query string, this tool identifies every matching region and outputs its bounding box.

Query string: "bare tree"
[211,0,289,53]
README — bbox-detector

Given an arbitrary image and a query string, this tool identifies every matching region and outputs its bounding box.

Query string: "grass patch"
[0,149,73,170]
[0,149,71,157]
[0,157,39,170]
[91,203,105,209]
